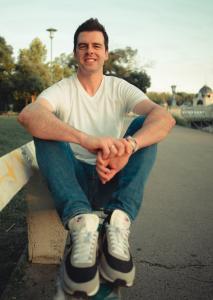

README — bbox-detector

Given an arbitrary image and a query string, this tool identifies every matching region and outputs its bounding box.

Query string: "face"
[74,31,108,75]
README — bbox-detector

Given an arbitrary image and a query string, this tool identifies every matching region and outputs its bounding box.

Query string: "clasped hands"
[95,137,133,184]
[81,134,134,184]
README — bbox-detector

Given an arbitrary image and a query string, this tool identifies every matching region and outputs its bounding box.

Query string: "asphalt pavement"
[123,125,213,300]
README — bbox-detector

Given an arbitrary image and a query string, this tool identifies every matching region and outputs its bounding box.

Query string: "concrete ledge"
[27,170,67,264]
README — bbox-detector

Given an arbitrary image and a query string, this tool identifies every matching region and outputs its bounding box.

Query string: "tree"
[0,36,15,111]
[176,92,194,106]
[104,47,138,77]
[147,92,171,105]
[125,71,151,93]
[104,47,151,92]
[52,53,75,82]
[13,38,51,111]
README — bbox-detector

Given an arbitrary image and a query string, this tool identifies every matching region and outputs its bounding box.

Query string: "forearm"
[18,104,86,144]
[18,104,128,158]
[133,108,176,149]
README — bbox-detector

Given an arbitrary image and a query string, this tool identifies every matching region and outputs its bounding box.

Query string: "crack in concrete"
[187,277,213,284]
[138,260,210,270]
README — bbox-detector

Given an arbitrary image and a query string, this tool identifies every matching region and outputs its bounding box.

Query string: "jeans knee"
[33,137,69,152]
[124,116,146,137]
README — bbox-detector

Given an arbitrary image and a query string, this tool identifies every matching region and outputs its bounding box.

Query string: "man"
[18,18,175,297]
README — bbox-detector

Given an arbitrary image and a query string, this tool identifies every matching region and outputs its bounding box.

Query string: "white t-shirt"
[37,74,148,164]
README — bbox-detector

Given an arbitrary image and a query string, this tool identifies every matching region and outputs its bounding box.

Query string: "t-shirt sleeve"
[119,79,149,113]
[36,81,63,113]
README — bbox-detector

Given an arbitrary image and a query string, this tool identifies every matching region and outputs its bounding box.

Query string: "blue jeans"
[34,116,157,227]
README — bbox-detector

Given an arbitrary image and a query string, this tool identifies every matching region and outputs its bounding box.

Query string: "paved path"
[1,126,213,300]
[123,125,213,299]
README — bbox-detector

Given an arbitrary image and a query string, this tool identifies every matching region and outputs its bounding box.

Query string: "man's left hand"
[96,139,133,184]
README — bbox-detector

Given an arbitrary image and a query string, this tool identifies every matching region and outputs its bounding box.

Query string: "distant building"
[193,85,213,106]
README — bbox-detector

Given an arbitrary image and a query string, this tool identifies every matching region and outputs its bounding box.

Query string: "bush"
[173,115,189,127]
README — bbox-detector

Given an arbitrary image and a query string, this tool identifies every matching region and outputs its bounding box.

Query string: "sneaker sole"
[99,265,133,288]
[61,264,100,297]
[61,276,100,297]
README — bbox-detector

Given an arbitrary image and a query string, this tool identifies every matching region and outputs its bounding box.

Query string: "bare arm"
[18,99,85,144]
[96,99,175,183]
[18,98,127,158]
[132,99,176,149]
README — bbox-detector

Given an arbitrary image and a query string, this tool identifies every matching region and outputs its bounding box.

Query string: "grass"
[0,116,32,295]
[0,115,31,156]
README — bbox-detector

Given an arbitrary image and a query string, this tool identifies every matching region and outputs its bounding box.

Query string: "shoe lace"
[107,224,130,259]
[71,229,98,264]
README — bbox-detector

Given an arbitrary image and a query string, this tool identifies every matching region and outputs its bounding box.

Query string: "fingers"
[96,162,111,175]
[96,163,110,184]
[96,151,108,165]
[96,152,116,184]
[121,138,133,155]
[112,139,125,157]
[96,167,116,184]
[100,138,130,159]
[108,144,118,158]
[101,144,111,159]
[81,135,131,159]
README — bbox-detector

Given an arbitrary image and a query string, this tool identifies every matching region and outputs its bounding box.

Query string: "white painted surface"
[0,141,37,211]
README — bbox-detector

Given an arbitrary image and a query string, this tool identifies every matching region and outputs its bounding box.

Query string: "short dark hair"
[73,18,109,52]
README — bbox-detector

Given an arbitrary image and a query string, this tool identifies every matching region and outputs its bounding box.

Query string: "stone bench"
[0,141,67,264]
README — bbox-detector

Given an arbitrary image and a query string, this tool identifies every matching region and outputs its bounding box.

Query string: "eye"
[78,44,87,50]
[94,44,101,49]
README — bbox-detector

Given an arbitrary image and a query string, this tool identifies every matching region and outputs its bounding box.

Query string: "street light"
[46,28,57,65]
[171,85,176,106]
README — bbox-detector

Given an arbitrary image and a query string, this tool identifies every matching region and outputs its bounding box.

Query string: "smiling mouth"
[85,59,96,63]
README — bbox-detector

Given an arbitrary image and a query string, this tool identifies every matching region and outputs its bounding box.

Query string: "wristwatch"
[125,136,139,153]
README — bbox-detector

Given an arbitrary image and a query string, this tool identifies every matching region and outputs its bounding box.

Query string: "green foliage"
[19,37,47,64]
[147,91,195,107]
[0,37,15,111]
[147,92,171,105]
[173,115,189,127]
[104,47,137,77]
[52,53,75,82]
[12,38,51,110]
[125,71,151,93]
[104,47,151,92]
[175,92,194,106]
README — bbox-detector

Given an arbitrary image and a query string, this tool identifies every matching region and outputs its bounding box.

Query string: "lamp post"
[171,85,176,106]
[46,28,57,64]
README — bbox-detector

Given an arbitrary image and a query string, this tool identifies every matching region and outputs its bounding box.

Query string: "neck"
[77,69,104,96]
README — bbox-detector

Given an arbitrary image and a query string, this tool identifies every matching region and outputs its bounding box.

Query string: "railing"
[181,104,213,122]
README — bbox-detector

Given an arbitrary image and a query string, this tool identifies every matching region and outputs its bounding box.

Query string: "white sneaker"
[61,213,100,296]
[100,209,135,287]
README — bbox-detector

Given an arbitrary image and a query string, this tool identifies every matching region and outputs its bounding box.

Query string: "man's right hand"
[80,134,128,159]
[96,139,133,184]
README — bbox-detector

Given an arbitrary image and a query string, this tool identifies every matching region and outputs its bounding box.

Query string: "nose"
[87,45,94,54]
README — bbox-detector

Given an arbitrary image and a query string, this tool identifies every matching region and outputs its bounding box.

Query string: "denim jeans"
[34,116,157,227]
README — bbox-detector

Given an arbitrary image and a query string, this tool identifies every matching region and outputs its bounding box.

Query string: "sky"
[1,0,213,93]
